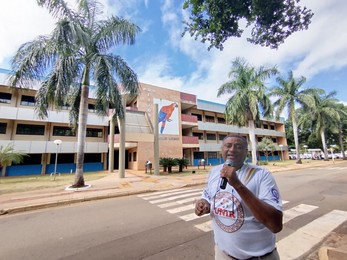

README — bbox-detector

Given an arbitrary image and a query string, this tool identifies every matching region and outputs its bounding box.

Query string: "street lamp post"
[279,144,284,161]
[53,139,62,180]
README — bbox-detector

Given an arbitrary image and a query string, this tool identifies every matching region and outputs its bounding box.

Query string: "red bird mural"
[158,103,178,134]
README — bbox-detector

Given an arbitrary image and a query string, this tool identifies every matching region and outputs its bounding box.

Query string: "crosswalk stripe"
[167,204,195,214]
[282,200,289,204]
[180,212,209,221]
[195,220,213,232]
[283,204,318,224]
[149,191,202,204]
[140,188,201,200]
[158,197,198,208]
[277,210,347,260]
[137,188,187,197]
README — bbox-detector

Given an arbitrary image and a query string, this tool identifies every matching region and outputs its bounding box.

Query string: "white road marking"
[137,188,187,197]
[277,210,347,260]
[150,191,202,204]
[167,204,195,214]
[195,220,213,232]
[140,188,202,200]
[283,204,318,224]
[158,197,199,208]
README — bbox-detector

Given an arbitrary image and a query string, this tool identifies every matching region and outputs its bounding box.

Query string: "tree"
[7,0,140,187]
[175,158,189,172]
[330,103,347,160]
[159,157,178,173]
[182,0,313,50]
[217,57,278,165]
[269,71,323,164]
[0,144,27,177]
[299,91,340,161]
[257,137,278,163]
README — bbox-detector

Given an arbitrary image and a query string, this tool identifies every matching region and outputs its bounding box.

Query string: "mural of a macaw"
[158,102,178,134]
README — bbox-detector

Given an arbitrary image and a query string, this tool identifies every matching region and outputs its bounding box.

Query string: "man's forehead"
[223,136,247,145]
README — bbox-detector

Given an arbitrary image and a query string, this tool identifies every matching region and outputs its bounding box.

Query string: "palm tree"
[337,103,347,160]
[7,0,140,187]
[0,144,27,177]
[269,71,323,164]
[217,57,278,165]
[299,91,340,160]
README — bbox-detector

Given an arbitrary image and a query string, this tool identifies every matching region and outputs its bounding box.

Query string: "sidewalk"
[1,160,347,260]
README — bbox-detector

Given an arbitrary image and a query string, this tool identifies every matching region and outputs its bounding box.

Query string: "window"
[20,95,36,106]
[193,132,204,140]
[86,128,103,138]
[23,154,42,165]
[270,125,275,130]
[0,122,7,134]
[133,152,137,161]
[191,113,202,121]
[263,124,269,129]
[206,133,216,140]
[0,92,12,104]
[219,134,226,141]
[217,117,225,124]
[272,138,277,143]
[129,153,132,162]
[16,124,45,135]
[88,104,96,112]
[50,153,74,164]
[53,126,75,136]
[85,153,101,163]
[205,115,215,123]
[257,137,262,142]
[208,152,217,159]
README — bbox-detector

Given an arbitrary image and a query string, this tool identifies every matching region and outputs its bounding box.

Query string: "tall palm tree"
[331,103,347,160]
[217,57,278,165]
[7,0,141,187]
[269,71,323,164]
[299,91,340,160]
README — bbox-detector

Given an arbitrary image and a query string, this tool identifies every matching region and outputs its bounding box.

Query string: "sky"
[1,0,347,109]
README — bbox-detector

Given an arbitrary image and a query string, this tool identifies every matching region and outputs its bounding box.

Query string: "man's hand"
[195,198,210,216]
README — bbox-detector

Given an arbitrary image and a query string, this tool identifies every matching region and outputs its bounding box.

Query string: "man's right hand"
[195,199,210,216]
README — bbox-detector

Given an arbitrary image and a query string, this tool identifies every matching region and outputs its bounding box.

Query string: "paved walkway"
[1,160,347,260]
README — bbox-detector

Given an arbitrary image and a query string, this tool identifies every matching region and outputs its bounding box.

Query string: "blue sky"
[1,0,347,107]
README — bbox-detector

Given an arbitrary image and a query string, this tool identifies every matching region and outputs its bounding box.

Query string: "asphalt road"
[1,162,347,260]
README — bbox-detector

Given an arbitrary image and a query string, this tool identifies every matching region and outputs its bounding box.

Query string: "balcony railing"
[181,114,198,123]
[182,136,199,144]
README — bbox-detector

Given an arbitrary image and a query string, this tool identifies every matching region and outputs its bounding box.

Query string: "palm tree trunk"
[339,126,346,160]
[248,120,257,165]
[72,84,88,187]
[292,115,302,164]
[1,166,6,177]
[320,129,329,161]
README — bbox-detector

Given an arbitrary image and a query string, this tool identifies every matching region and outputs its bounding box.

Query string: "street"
[1,162,347,260]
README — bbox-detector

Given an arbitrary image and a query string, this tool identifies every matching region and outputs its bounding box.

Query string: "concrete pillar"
[108,114,115,173]
[154,104,160,175]
[118,97,126,178]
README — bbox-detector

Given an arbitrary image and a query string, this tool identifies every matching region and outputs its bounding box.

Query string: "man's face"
[222,137,248,165]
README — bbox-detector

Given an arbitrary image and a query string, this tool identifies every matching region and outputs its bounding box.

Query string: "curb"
[0,182,206,216]
[319,247,347,260]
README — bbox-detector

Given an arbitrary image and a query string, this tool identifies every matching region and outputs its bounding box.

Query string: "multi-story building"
[0,69,288,176]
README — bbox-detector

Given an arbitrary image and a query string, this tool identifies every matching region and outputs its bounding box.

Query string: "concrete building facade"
[0,68,288,176]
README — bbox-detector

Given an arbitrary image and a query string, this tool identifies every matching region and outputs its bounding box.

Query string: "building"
[0,69,288,176]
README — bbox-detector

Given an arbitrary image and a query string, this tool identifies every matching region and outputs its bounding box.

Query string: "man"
[195,135,283,260]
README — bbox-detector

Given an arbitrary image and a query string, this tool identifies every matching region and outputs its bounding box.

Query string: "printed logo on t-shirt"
[212,191,244,233]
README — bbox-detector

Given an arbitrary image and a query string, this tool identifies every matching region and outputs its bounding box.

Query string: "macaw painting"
[155,99,179,134]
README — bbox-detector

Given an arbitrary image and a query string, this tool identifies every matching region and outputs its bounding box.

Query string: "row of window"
[0,92,97,112]
[0,123,103,137]
[192,132,278,144]
[18,153,101,165]
[191,112,276,130]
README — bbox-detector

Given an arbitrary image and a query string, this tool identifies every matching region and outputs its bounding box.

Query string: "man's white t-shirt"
[202,163,282,259]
